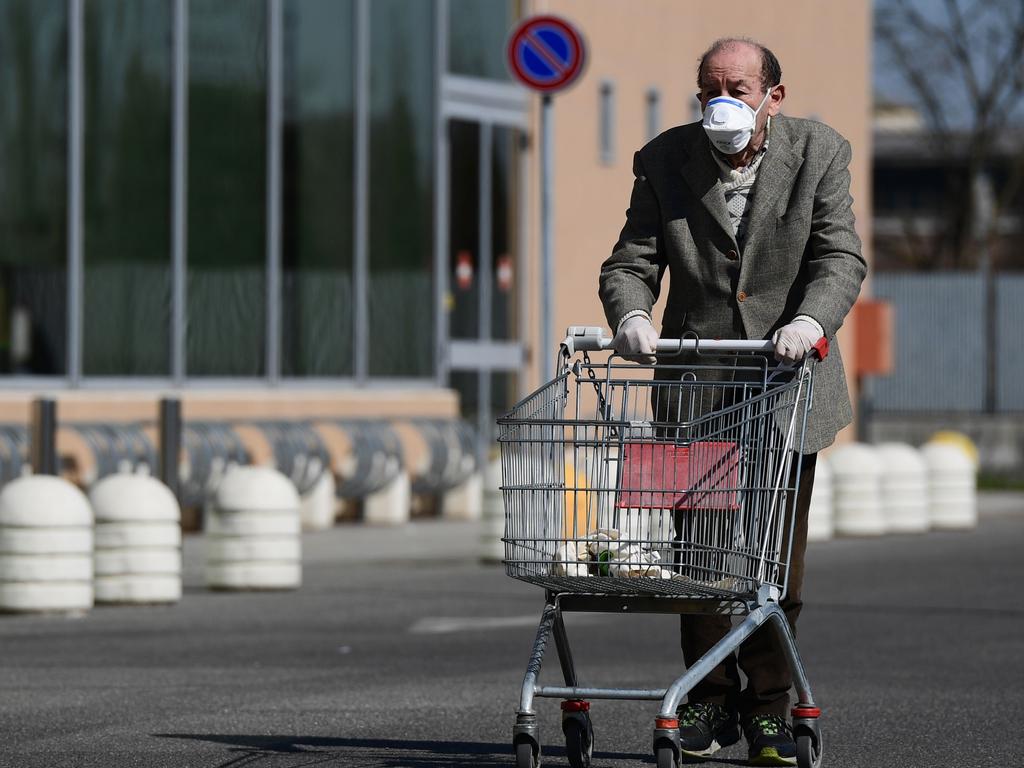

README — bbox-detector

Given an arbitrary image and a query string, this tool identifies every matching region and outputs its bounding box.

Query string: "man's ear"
[767,84,785,116]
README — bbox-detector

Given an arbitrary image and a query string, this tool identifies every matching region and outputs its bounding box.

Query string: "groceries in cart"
[550,435,746,590]
[550,526,744,593]
[550,528,672,579]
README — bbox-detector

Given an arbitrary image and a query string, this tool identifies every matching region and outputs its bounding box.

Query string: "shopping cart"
[498,326,826,768]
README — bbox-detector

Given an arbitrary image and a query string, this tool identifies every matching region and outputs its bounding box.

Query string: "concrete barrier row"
[809,439,977,541]
[0,419,486,615]
[0,466,303,614]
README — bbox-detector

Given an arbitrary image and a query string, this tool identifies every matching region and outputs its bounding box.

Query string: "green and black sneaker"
[676,701,740,761]
[743,714,797,766]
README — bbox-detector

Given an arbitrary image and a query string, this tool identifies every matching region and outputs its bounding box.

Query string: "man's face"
[698,43,783,136]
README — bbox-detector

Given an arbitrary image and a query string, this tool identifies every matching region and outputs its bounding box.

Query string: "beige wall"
[521,0,872,441]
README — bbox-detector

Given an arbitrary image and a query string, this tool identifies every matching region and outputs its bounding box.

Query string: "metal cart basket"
[498,327,825,768]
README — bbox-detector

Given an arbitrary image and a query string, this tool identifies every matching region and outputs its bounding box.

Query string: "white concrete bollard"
[480,458,504,564]
[921,442,977,530]
[300,471,337,531]
[362,471,411,525]
[875,443,930,534]
[0,476,93,614]
[206,466,301,590]
[828,443,885,536]
[89,475,182,604]
[441,472,483,521]
[807,456,834,542]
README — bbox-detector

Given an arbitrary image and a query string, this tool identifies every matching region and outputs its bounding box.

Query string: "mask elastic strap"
[754,86,774,116]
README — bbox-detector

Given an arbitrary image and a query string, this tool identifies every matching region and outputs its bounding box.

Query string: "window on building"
[490,125,520,342]
[447,120,480,342]
[368,0,435,378]
[448,0,515,81]
[281,0,355,378]
[0,0,69,376]
[83,0,173,377]
[186,0,267,377]
[599,80,615,165]
[646,87,661,142]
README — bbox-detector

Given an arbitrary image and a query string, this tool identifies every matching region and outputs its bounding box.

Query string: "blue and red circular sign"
[507,15,586,93]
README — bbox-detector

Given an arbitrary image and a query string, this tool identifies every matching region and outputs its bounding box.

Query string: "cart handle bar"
[562,325,829,359]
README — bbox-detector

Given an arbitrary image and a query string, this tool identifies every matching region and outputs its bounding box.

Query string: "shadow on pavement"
[154,734,653,767]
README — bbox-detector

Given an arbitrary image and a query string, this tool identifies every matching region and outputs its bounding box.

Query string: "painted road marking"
[410,615,603,634]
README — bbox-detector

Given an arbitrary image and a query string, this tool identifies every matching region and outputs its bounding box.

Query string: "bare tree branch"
[875,17,952,142]
[875,0,1024,267]
[942,0,983,105]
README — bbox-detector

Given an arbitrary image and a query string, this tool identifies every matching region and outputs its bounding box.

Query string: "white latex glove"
[772,319,821,365]
[612,315,659,364]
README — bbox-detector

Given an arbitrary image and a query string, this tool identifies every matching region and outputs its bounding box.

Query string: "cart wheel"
[515,739,539,768]
[655,744,677,768]
[562,712,593,768]
[796,732,822,768]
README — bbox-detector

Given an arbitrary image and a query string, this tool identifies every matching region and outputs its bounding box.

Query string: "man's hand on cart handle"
[772,318,826,365]
[612,315,659,364]
[565,324,827,360]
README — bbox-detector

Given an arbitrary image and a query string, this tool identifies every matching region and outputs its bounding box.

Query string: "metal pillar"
[31,399,58,476]
[158,398,182,501]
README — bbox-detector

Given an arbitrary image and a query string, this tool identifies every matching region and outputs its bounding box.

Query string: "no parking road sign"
[506,15,586,383]
[507,15,586,93]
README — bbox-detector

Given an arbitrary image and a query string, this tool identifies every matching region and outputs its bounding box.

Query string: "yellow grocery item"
[563,462,592,541]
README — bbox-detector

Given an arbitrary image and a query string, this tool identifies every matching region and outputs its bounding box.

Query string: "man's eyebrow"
[700,76,754,89]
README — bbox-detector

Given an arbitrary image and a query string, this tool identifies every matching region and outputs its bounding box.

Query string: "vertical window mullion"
[266,0,283,384]
[353,0,370,383]
[171,0,188,384]
[434,0,448,386]
[67,0,84,385]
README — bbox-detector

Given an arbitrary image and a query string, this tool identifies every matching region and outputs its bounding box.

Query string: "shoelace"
[747,714,788,736]
[679,702,721,728]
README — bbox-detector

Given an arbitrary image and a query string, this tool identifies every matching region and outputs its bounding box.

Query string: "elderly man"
[599,38,866,765]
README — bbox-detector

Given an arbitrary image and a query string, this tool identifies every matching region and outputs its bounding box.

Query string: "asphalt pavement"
[0,494,1022,768]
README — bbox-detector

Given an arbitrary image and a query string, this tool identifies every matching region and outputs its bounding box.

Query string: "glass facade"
[0,0,68,376]
[448,0,515,81]
[367,0,435,378]
[187,0,267,377]
[490,125,519,342]
[448,119,480,341]
[83,0,172,376]
[0,0,523,388]
[281,0,355,378]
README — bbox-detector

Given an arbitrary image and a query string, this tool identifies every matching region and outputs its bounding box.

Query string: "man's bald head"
[697,37,782,93]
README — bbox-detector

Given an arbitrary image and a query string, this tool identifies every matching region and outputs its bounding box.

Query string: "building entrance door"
[440,78,529,462]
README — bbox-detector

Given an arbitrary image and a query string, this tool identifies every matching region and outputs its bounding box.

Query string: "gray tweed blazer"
[599,115,867,454]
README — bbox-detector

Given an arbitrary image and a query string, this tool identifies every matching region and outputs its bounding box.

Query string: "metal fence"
[870,273,1024,412]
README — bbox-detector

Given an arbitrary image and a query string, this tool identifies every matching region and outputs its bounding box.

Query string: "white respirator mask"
[701,87,773,155]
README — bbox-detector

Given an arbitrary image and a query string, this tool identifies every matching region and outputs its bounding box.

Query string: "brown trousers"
[679,452,817,718]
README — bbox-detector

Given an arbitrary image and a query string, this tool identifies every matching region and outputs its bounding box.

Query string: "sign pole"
[540,93,553,383]
[507,14,586,387]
